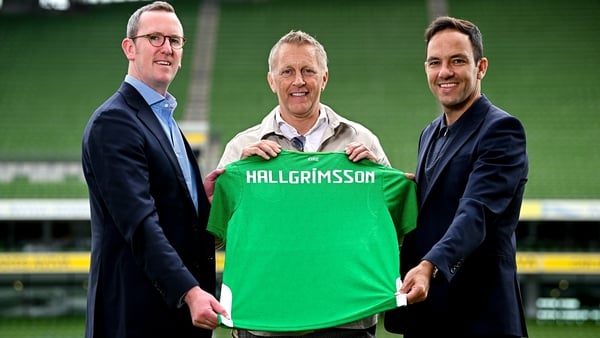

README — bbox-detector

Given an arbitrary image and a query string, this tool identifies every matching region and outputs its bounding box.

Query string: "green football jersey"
[208,150,417,331]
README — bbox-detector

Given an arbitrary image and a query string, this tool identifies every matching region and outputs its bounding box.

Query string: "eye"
[148,34,162,42]
[169,37,181,47]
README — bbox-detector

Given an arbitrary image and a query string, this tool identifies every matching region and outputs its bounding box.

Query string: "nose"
[160,40,174,54]
[292,74,305,86]
[438,63,453,78]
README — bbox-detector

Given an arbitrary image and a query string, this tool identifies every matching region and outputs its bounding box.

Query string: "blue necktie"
[291,136,305,152]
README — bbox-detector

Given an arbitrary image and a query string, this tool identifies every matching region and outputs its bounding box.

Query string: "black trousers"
[403,335,523,338]
[234,326,376,338]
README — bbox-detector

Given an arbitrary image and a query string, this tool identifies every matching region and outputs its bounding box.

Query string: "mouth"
[438,82,457,88]
[156,61,172,66]
[290,92,307,97]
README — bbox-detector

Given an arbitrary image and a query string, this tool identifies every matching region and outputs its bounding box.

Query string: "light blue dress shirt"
[124,75,199,213]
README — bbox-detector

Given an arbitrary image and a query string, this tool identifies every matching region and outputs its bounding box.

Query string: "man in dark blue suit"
[385,16,529,337]
[81,2,227,337]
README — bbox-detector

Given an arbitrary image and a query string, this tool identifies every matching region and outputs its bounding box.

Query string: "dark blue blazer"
[385,95,529,337]
[82,82,215,338]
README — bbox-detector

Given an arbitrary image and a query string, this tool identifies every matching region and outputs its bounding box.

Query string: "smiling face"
[267,43,328,122]
[122,10,183,95]
[425,29,487,121]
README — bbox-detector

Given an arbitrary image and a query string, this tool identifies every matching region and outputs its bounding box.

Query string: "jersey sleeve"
[207,162,242,242]
[383,169,418,237]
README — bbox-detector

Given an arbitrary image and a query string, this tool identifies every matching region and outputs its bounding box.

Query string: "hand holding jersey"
[207,151,417,331]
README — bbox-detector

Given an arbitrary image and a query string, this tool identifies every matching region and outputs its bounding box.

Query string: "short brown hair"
[425,16,483,63]
[126,1,176,38]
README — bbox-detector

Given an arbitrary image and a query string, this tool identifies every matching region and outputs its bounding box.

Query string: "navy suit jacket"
[385,95,529,337]
[82,82,215,338]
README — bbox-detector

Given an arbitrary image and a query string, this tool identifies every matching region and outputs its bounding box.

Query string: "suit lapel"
[416,119,439,180]
[418,96,490,206]
[183,138,211,219]
[118,83,195,207]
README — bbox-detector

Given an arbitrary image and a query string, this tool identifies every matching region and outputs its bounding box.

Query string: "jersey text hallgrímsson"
[246,169,376,184]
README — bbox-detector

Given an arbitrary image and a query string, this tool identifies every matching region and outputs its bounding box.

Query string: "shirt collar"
[125,75,177,107]
[437,115,449,138]
[125,75,177,120]
[275,108,328,139]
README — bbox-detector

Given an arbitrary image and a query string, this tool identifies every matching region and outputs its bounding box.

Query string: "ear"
[122,38,135,61]
[477,57,488,80]
[267,72,277,93]
[320,71,329,91]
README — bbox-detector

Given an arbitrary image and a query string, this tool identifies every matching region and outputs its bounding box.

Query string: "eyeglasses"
[130,33,186,49]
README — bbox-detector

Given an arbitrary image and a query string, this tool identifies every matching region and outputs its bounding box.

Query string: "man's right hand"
[240,140,281,160]
[184,286,229,330]
[398,260,435,305]
[204,168,225,204]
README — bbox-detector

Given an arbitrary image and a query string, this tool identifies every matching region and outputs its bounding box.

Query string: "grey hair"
[268,30,328,73]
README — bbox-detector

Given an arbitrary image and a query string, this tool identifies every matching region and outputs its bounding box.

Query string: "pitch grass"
[0,316,598,338]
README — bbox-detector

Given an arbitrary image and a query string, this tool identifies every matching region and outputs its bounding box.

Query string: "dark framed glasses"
[130,33,186,49]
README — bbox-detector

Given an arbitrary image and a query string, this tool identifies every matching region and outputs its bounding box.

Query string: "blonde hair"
[268,30,328,73]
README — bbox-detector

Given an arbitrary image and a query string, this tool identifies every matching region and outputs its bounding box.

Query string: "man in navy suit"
[81,2,227,337]
[384,16,529,337]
